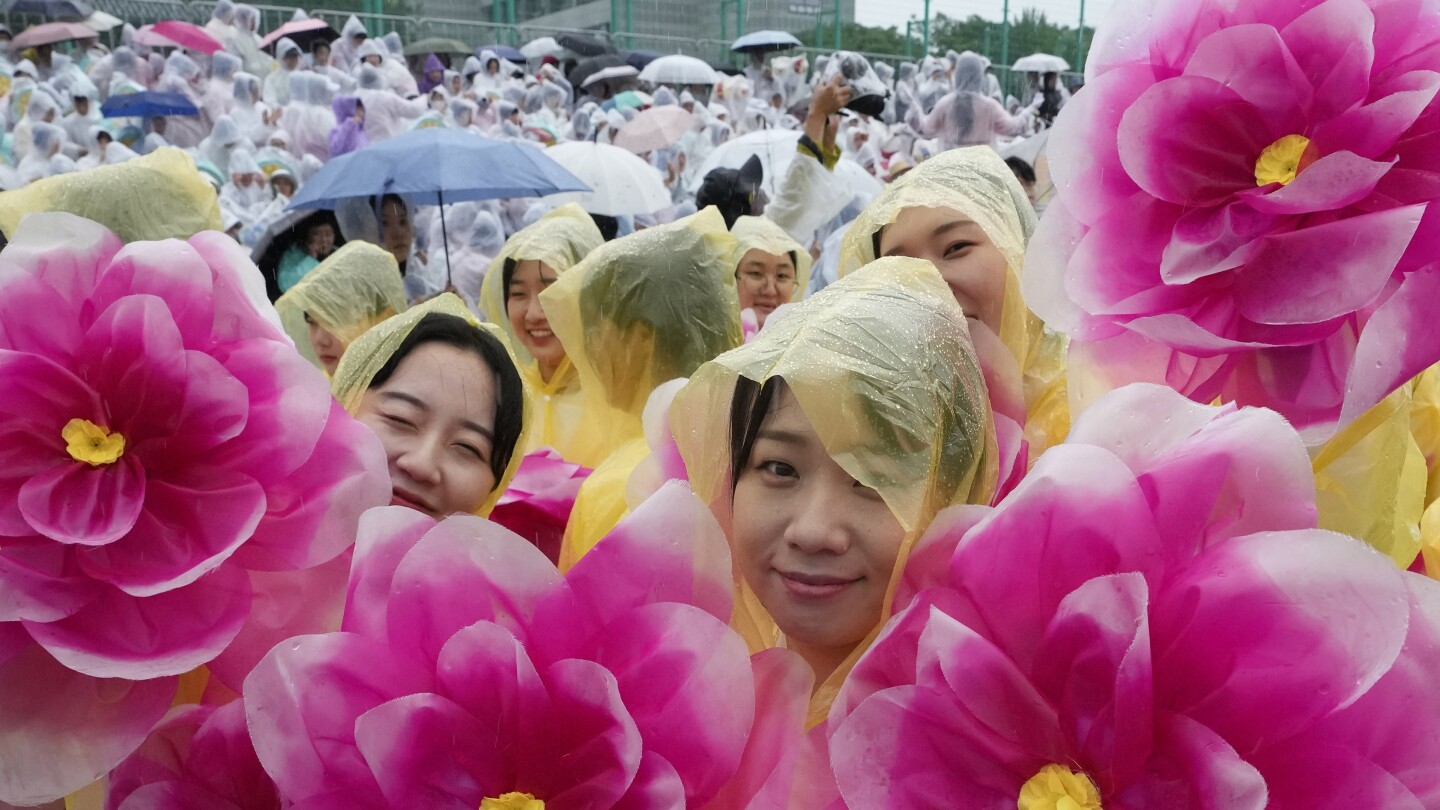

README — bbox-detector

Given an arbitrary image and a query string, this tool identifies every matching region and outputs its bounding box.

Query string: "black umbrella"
[251,210,345,302]
[557,32,613,57]
[567,53,626,88]
[0,0,92,21]
[623,50,660,70]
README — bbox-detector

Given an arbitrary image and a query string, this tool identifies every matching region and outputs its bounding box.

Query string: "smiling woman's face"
[731,384,904,681]
[354,342,498,519]
[877,205,1008,334]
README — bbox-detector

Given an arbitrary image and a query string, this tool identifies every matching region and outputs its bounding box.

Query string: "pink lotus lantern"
[1026,0,1440,435]
[0,213,389,806]
[244,482,802,808]
[828,384,1440,806]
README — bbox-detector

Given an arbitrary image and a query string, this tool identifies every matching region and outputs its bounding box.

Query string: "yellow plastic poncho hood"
[839,146,1069,456]
[670,256,998,726]
[0,148,222,242]
[730,215,812,302]
[275,241,408,370]
[330,293,530,518]
[540,205,742,467]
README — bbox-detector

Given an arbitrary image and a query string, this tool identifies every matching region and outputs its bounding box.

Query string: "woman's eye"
[383,414,414,430]
[944,241,975,257]
[758,459,797,479]
[455,443,485,461]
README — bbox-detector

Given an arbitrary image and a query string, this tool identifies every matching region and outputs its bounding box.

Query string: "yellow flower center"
[62,419,125,467]
[1018,764,1103,810]
[480,793,544,810]
[1254,133,1313,187]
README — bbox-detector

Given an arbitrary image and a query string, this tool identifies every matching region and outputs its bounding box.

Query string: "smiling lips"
[390,487,435,516]
[778,569,860,599]
[526,327,555,344]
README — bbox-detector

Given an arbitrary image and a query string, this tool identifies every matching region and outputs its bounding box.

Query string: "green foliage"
[789,8,1095,67]
[795,21,907,55]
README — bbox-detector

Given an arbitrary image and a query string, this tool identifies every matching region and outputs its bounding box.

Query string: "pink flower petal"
[1340,260,1440,426]
[384,515,562,672]
[0,626,174,807]
[244,631,430,804]
[206,339,332,487]
[1023,199,1122,340]
[1244,151,1395,216]
[1063,195,1189,317]
[90,241,217,350]
[233,399,389,572]
[18,456,146,548]
[1045,64,1154,227]
[584,603,754,805]
[894,505,991,610]
[76,469,265,596]
[950,445,1164,671]
[1234,203,1425,325]
[1117,76,1272,207]
[0,539,100,622]
[24,563,251,679]
[1279,0,1376,119]
[353,693,493,808]
[1116,713,1267,809]
[106,704,213,810]
[1032,574,1153,792]
[545,481,733,654]
[1248,741,1423,809]
[0,272,82,365]
[0,212,121,308]
[1158,199,1275,285]
[1152,530,1409,751]
[613,752,686,810]
[185,230,288,344]
[341,506,437,642]
[701,648,812,810]
[1312,70,1440,161]
[523,658,644,807]
[177,699,277,808]
[1181,23,1312,127]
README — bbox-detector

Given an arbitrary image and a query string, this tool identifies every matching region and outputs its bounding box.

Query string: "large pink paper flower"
[488,449,591,565]
[244,482,801,809]
[828,385,1440,806]
[104,702,278,810]
[0,213,389,806]
[1027,0,1440,433]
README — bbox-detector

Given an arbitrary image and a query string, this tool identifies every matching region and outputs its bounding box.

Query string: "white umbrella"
[521,36,563,59]
[730,30,802,53]
[689,129,883,200]
[544,141,672,216]
[614,105,697,155]
[580,64,639,90]
[638,54,717,86]
[1011,53,1070,73]
[83,10,123,32]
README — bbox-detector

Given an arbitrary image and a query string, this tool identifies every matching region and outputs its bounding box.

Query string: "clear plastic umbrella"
[638,54,718,86]
[1011,53,1071,73]
[688,129,882,200]
[544,141,672,216]
[730,30,802,53]
[613,105,696,155]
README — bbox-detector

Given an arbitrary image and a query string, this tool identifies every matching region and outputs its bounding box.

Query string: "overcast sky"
[854,0,1113,31]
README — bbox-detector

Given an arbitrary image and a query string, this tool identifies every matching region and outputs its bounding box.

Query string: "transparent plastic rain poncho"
[670,256,998,726]
[330,293,530,518]
[0,147,220,242]
[539,205,743,468]
[274,241,409,370]
[476,204,602,459]
[839,145,1070,459]
[730,215,812,303]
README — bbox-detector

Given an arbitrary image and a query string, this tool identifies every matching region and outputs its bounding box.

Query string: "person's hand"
[808,74,851,120]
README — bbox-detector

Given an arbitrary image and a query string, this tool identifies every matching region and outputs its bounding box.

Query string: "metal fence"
[15,0,1083,98]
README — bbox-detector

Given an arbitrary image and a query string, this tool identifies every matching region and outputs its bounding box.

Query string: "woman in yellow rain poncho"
[545,206,742,566]
[730,215,812,333]
[839,146,1069,462]
[477,203,603,461]
[670,256,997,728]
[332,293,529,519]
[275,241,408,376]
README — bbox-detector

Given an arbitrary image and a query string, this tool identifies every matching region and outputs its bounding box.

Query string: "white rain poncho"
[907,52,1031,151]
[197,114,251,175]
[263,37,302,107]
[18,123,65,184]
[218,148,268,217]
[447,205,506,312]
[230,72,271,143]
[229,5,271,77]
[329,15,368,73]
[203,51,243,120]
[12,89,58,162]
[281,72,336,161]
[357,70,428,141]
[60,81,99,153]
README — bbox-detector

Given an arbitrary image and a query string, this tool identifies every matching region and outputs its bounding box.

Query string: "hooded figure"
[730,215,812,335]
[18,122,65,184]
[329,15,368,73]
[329,95,368,157]
[230,71,271,143]
[229,5,270,76]
[283,72,337,161]
[12,90,58,162]
[448,97,478,130]
[203,51,243,121]
[544,206,743,559]
[275,241,409,374]
[417,53,446,94]
[61,79,100,153]
[219,147,269,218]
[838,146,1069,468]
[197,114,251,175]
[669,256,998,728]
[204,0,237,43]
[477,204,604,461]
[379,33,418,98]
[908,52,1032,151]
[356,66,428,142]
[263,37,303,107]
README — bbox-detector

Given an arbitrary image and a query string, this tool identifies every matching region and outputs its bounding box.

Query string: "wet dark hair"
[367,312,525,485]
[590,213,619,241]
[1004,156,1036,185]
[728,375,784,495]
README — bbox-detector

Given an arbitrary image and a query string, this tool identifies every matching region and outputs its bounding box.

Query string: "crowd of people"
[5,0,1440,806]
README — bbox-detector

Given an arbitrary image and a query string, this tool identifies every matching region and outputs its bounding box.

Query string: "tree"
[794,21,908,55]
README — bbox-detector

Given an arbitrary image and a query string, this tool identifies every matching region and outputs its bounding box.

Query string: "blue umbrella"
[287,127,590,283]
[476,44,525,63]
[100,91,199,118]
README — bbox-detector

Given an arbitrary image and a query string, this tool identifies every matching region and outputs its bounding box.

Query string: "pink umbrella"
[258,18,336,52]
[10,21,95,49]
[613,104,697,155]
[133,21,223,55]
